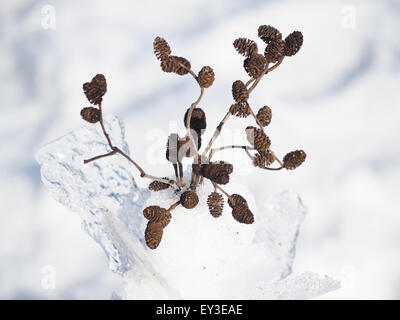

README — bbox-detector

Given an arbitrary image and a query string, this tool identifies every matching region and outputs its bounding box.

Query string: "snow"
[35,115,339,299]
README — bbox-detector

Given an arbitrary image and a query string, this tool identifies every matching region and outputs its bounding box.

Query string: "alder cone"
[284,31,303,56]
[145,222,163,249]
[197,66,215,88]
[228,194,248,209]
[83,74,107,105]
[258,25,282,44]
[253,151,275,168]
[153,36,171,60]
[230,101,251,118]
[207,192,224,218]
[264,38,284,63]
[243,53,267,78]
[282,150,306,170]
[143,206,171,228]
[232,204,254,224]
[148,178,170,191]
[80,107,100,123]
[232,80,249,102]
[200,162,232,185]
[180,190,199,209]
[246,126,271,153]
[233,38,258,57]
[184,107,206,133]
[256,106,272,127]
[161,56,191,75]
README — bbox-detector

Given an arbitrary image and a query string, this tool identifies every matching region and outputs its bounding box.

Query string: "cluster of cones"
[80,74,107,123]
[79,25,307,251]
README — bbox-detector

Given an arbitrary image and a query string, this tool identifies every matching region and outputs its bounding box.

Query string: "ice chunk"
[35,115,339,299]
[251,271,341,299]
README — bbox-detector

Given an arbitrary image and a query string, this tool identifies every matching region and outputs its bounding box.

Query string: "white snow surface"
[35,115,339,299]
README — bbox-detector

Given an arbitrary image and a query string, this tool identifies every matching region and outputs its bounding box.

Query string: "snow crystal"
[35,115,339,299]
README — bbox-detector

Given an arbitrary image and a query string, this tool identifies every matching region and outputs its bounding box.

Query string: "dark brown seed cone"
[232,80,249,102]
[243,53,267,78]
[253,150,275,168]
[160,56,191,75]
[180,190,199,209]
[228,194,248,209]
[232,204,254,224]
[80,107,100,123]
[233,38,258,57]
[258,25,282,44]
[256,106,272,127]
[184,107,206,133]
[143,205,171,228]
[148,178,170,191]
[145,222,163,249]
[264,38,284,63]
[282,150,306,170]
[197,66,215,88]
[245,126,271,153]
[166,133,179,163]
[153,36,171,60]
[201,163,231,185]
[83,74,107,105]
[207,192,224,218]
[214,161,233,174]
[229,101,251,118]
[284,31,303,56]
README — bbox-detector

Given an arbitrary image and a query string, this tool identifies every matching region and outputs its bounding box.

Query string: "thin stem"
[98,103,114,149]
[84,150,117,164]
[213,182,231,200]
[202,111,231,157]
[261,165,283,171]
[167,201,181,212]
[209,145,255,163]
[186,87,204,156]
[84,105,179,190]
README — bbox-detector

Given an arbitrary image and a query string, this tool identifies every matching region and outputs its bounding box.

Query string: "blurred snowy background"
[1,0,400,299]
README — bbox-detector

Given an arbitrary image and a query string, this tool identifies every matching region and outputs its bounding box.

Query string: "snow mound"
[35,115,339,299]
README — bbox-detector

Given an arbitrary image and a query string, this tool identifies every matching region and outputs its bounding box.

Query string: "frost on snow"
[35,115,340,299]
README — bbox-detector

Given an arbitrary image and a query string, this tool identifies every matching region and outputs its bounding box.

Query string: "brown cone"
[258,25,282,44]
[264,38,284,63]
[145,222,163,249]
[245,126,271,153]
[83,74,107,105]
[160,56,191,75]
[253,151,275,168]
[143,205,171,228]
[233,38,258,57]
[197,66,215,88]
[180,190,199,209]
[256,106,272,127]
[243,53,267,78]
[200,162,232,185]
[148,178,170,191]
[284,31,303,56]
[153,37,171,60]
[282,150,306,170]
[228,194,248,209]
[229,101,251,118]
[232,80,249,102]
[207,192,224,218]
[232,204,254,224]
[80,107,100,123]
